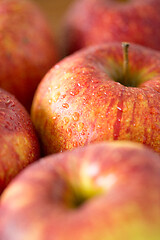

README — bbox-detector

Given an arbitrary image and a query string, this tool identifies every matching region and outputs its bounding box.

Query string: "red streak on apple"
[112,88,124,139]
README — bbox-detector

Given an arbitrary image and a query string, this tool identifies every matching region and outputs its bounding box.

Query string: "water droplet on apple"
[66,128,72,137]
[91,78,99,84]
[70,91,75,96]
[77,122,84,132]
[48,99,52,104]
[72,112,79,122]
[63,117,69,125]
[83,96,87,101]
[81,130,86,135]
[5,99,15,108]
[61,94,66,99]
[117,106,122,111]
[73,142,78,147]
[62,103,69,109]
[70,88,80,96]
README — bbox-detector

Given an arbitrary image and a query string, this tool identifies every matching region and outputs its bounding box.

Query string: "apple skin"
[62,0,160,55]
[0,88,40,194]
[31,42,160,155]
[0,141,160,240]
[0,0,58,111]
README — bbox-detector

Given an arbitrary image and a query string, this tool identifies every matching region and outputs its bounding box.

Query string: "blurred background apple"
[0,0,59,111]
[62,0,160,55]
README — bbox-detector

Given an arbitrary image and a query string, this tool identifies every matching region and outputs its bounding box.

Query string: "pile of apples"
[0,0,160,239]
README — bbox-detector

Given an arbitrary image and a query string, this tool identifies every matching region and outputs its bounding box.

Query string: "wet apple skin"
[31,43,160,154]
[0,88,40,193]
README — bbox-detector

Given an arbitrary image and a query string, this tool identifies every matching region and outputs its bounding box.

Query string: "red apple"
[62,0,160,55]
[0,0,58,111]
[0,88,40,194]
[31,42,160,154]
[0,141,160,240]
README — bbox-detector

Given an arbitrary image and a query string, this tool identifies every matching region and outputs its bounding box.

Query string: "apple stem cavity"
[122,42,130,86]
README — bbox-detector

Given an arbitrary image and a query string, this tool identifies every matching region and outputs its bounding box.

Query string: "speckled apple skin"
[0,141,160,240]
[31,42,160,154]
[0,0,58,111]
[63,0,160,55]
[0,88,40,194]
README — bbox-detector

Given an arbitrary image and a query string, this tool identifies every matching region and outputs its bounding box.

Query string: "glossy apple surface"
[63,0,160,55]
[0,88,40,194]
[0,141,160,240]
[31,42,160,154]
[0,0,58,111]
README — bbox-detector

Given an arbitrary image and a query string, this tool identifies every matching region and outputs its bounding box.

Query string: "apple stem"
[122,42,130,86]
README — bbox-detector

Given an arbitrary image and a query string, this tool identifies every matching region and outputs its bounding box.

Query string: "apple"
[62,0,160,55]
[0,141,160,240]
[31,42,160,155]
[0,88,40,194]
[0,0,58,111]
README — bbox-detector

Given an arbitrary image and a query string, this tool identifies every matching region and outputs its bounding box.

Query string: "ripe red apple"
[62,0,160,55]
[0,88,40,194]
[0,141,160,240]
[31,42,160,154]
[0,0,58,111]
